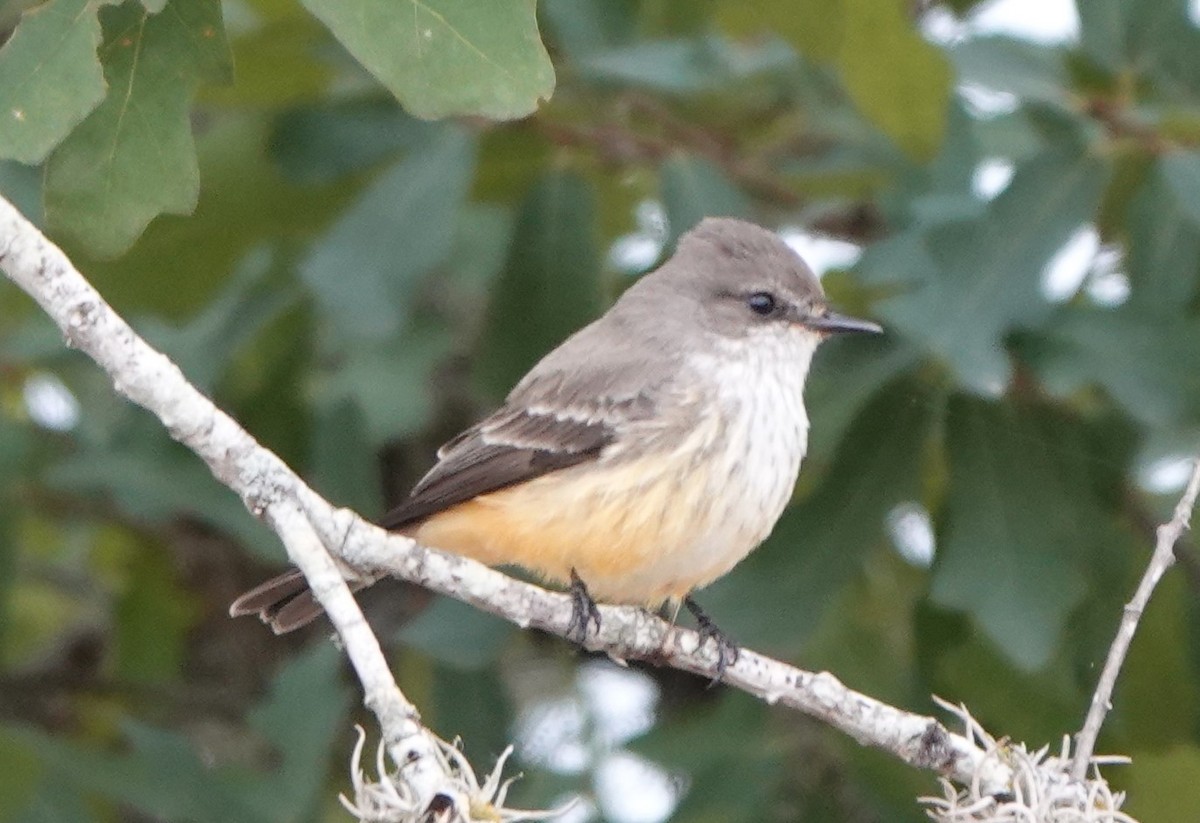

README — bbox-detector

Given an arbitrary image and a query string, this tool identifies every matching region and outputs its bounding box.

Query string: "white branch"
[265,502,452,806]
[309,500,1016,790]
[2,193,1032,806]
[1071,458,1200,780]
[0,197,457,816]
[924,699,1134,823]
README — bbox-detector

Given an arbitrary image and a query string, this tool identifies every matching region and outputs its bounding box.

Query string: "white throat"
[665,325,819,587]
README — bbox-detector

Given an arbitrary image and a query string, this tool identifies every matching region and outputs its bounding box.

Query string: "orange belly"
[413,449,758,605]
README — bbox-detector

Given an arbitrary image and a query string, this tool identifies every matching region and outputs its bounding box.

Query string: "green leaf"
[43,0,232,256]
[1159,149,1200,226]
[14,645,348,822]
[44,420,277,560]
[1075,0,1131,73]
[633,693,781,823]
[0,727,42,820]
[319,319,454,445]
[200,16,331,107]
[1077,0,1200,94]
[473,171,602,398]
[853,228,938,288]
[837,0,952,160]
[0,511,14,663]
[803,549,927,707]
[950,35,1070,106]
[10,777,96,823]
[77,115,347,318]
[540,0,638,59]
[247,644,350,816]
[0,160,42,225]
[472,124,555,204]
[701,376,934,655]
[430,665,513,764]
[443,203,517,295]
[137,247,296,391]
[720,0,956,160]
[1118,573,1200,747]
[659,154,750,250]
[224,300,315,472]
[1022,306,1200,429]
[309,396,383,517]
[17,722,252,822]
[113,544,196,683]
[637,691,766,765]
[923,605,1087,743]
[315,204,511,446]
[882,147,1109,393]
[803,333,924,466]
[1143,22,1200,102]
[1126,0,1196,60]
[0,421,31,661]
[300,128,476,342]
[268,98,442,185]
[396,596,513,669]
[919,99,985,201]
[931,396,1090,670]
[298,0,554,120]
[970,108,1048,162]
[0,0,107,164]
[576,35,797,95]
[1124,157,1200,313]
[2,517,92,668]
[1124,745,1200,822]
[716,0,844,62]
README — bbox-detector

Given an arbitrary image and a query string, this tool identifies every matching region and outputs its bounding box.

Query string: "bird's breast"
[676,334,812,577]
[414,333,814,604]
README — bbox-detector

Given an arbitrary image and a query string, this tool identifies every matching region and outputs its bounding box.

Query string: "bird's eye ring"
[747,292,777,316]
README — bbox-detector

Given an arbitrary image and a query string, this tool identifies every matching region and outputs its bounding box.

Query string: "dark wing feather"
[376,403,617,530]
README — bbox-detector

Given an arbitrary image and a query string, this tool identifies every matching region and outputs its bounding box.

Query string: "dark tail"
[229,569,369,634]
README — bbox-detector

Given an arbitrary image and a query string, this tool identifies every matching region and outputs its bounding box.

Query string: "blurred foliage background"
[3,0,1200,820]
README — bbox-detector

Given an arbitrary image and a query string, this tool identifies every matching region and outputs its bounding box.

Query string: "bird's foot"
[684,596,739,685]
[567,569,602,645]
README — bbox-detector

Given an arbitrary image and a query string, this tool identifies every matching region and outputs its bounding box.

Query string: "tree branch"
[305,498,1011,790]
[0,201,483,818]
[1071,458,1200,780]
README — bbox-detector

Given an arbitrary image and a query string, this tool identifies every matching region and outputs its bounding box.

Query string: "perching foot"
[684,596,739,685]
[566,568,602,644]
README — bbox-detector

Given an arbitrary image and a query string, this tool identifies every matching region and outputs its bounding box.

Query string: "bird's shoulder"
[377,306,710,530]
[378,367,671,530]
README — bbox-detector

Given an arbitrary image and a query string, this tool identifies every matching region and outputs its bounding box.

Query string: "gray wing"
[376,371,657,530]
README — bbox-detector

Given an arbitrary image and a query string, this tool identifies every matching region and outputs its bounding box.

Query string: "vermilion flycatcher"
[232,218,882,671]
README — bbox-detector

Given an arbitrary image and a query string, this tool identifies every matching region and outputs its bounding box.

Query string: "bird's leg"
[664,598,684,628]
[566,568,602,644]
[683,596,739,683]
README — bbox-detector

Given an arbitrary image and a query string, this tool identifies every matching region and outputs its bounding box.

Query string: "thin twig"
[1071,458,1200,780]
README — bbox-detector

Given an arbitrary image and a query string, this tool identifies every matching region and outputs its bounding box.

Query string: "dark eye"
[747,291,777,316]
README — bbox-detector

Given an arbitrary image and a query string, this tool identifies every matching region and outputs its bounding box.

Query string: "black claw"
[566,569,602,644]
[684,596,739,685]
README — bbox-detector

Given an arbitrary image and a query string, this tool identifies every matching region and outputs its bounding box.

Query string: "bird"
[231,217,882,675]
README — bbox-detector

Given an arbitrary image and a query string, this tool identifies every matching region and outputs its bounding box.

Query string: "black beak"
[804,310,883,335]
